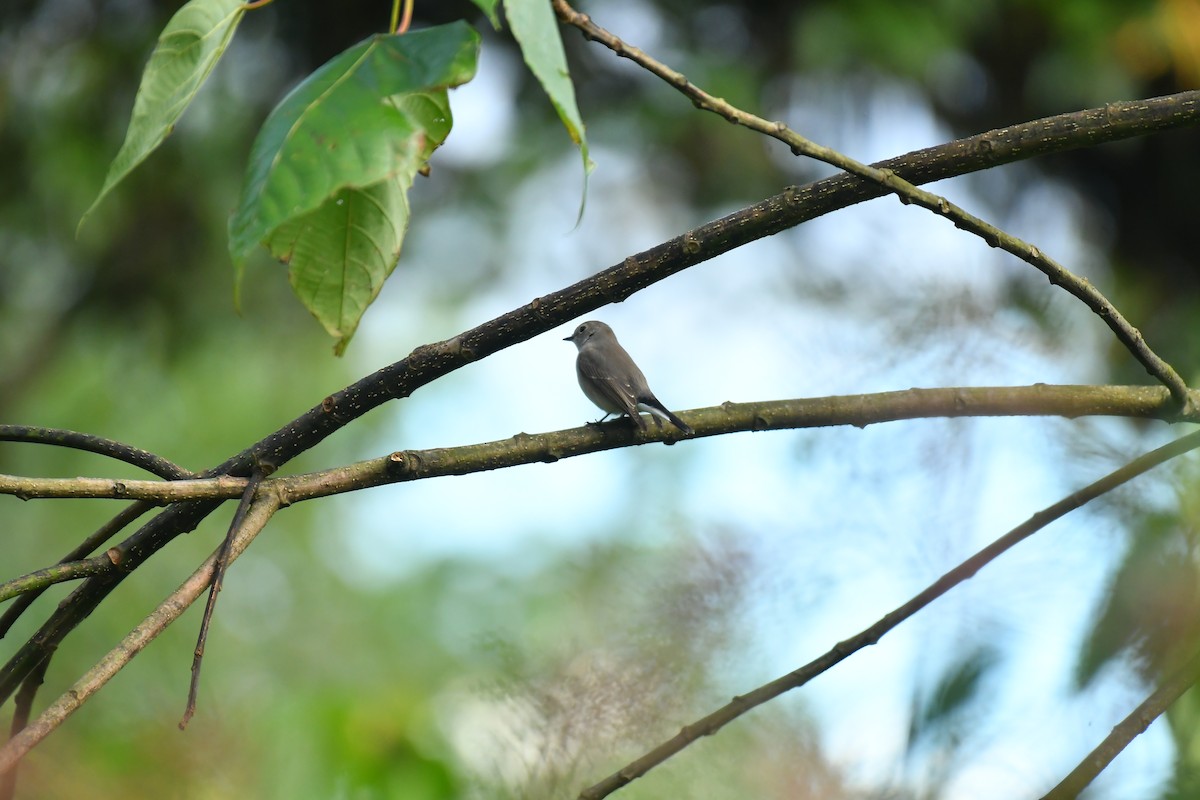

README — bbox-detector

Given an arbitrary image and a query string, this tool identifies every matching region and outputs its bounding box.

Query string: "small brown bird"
[564,320,693,435]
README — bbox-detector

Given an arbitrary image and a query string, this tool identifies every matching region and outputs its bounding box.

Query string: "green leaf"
[79,0,246,233]
[228,23,480,351]
[266,137,418,355]
[468,0,501,29]
[505,0,593,196]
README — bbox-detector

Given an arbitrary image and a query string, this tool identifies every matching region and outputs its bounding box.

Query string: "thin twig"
[180,468,269,729]
[578,429,1200,798]
[0,489,281,774]
[0,426,192,480]
[551,0,1192,412]
[0,556,115,604]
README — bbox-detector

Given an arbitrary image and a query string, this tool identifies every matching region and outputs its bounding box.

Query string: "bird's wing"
[577,348,641,417]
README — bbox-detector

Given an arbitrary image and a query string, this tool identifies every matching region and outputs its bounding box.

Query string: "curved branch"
[578,429,1200,798]
[552,0,1194,410]
[0,426,192,481]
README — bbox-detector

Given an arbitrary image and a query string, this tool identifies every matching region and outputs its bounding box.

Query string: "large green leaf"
[265,123,419,355]
[79,0,246,232]
[505,0,593,187]
[269,179,411,356]
[270,93,457,354]
[229,23,479,351]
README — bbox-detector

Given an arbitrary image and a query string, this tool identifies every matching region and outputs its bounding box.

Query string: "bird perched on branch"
[564,320,693,435]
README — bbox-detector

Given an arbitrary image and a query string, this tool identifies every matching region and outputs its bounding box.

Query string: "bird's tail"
[639,398,694,435]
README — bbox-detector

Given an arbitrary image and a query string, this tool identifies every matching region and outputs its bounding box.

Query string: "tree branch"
[552,0,1194,411]
[0,488,282,775]
[0,557,115,605]
[0,385,1193,505]
[578,428,1200,798]
[0,474,250,502]
[0,426,192,480]
[181,468,271,729]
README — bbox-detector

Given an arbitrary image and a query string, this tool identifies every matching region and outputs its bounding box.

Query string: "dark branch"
[0,426,192,480]
[180,469,269,729]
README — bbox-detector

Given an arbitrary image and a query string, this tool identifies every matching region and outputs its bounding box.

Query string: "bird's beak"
[562,335,572,342]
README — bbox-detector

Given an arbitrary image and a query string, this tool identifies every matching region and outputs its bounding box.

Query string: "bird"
[563,320,694,435]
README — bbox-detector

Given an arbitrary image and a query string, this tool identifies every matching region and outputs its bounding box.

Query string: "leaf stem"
[392,0,413,34]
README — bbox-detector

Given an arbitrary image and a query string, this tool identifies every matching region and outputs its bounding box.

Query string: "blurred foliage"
[1076,510,1200,688]
[906,645,999,758]
[3,0,1200,797]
